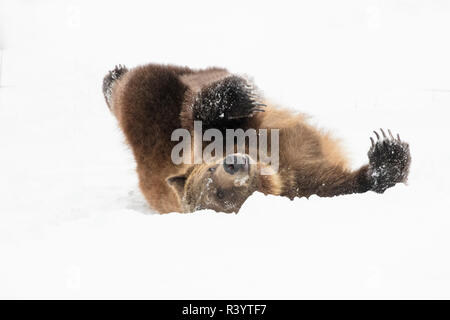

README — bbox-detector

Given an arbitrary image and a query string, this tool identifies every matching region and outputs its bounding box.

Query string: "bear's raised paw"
[367,129,411,193]
[192,76,266,125]
[102,64,128,109]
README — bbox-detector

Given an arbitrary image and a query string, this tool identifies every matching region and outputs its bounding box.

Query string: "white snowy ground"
[0,0,449,299]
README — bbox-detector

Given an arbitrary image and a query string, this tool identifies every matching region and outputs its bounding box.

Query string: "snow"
[234,175,249,187]
[1,0,450,299]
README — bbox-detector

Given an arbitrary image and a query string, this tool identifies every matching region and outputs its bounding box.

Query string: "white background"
[0,0,449,299]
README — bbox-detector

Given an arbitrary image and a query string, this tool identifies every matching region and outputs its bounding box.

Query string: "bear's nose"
[223,154,248,175]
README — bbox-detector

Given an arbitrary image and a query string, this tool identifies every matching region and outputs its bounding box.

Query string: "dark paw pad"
[367,129,411,193]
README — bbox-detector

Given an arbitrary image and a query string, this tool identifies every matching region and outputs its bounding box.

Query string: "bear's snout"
[223,154,249,175]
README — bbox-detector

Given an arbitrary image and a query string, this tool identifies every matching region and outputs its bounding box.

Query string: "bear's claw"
[109,64,127,80]
[103,64,128,108]
[367,128,411,193]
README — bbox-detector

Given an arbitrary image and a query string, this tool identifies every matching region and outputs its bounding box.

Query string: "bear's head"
[167,153,282,213]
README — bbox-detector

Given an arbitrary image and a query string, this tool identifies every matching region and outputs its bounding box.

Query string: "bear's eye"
[216,189,225,200]
[208,166,216,173]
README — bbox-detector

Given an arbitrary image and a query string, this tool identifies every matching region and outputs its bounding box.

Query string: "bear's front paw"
[193,76,265,124]
[367,129,411,193]
[213,76,266,120]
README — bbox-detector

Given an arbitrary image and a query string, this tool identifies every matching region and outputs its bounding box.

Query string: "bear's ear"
[166,174,187,198]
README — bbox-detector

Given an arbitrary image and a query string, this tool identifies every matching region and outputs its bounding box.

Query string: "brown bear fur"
[104,63,411,214]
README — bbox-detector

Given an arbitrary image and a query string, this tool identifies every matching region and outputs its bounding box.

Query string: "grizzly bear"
[103,63,411,214]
